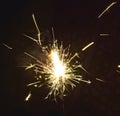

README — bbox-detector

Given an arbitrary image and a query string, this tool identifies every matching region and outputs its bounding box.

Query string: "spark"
[3,43,13,50]
[116,70,120,74]
[98,1,117,19]
[27,81,41,86]
[96,78,105,82]
[99,33,110,36]
[25,63,35,70]
[25,91,32,101]
[82,42,94,51]
[32,14,41,45]
[118,65,120,68]
[24,14,91,100]
[116,65,120,74]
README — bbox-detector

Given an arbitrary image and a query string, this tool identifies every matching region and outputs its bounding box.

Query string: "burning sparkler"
[24,14,92,101]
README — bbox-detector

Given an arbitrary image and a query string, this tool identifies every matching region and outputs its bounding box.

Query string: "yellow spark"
[3,43,13,50]
[99,34,110,36]
[96,78,105,82]
[98,1,117,19]
[82,42,94,51]
[25,64,35,70]
[25,92,31,101]
[118,65,120,68]
[32,14,41,45]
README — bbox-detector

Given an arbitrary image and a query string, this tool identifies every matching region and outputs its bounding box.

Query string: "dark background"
[0,0,120,116]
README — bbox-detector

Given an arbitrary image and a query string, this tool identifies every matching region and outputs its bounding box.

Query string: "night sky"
[0,0,120,116]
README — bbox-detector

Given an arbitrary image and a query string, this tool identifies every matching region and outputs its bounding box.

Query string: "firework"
[24,14,92,101]
[98,1,117,19]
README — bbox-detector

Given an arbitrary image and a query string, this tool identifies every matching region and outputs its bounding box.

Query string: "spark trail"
[99,34,110,37]
[3,43,13,50]
[82,42,94,51]
[25,91,32,101]
[24,14,92,101]
[98,1,117,19]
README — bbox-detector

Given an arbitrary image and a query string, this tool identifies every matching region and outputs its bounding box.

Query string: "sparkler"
[24,14,92,101]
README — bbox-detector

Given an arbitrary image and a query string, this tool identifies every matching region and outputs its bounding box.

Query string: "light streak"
[3,43,13,50]
[25,64,35,70]
[24,14,91,100]
[82,42,94,51]
[25,91,32,101]
[96,78,105,82]
[32,14,41,45]
[98,1,117,19]
[99,34,110,36]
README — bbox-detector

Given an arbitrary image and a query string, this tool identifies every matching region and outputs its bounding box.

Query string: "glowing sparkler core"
[50,50,66,79]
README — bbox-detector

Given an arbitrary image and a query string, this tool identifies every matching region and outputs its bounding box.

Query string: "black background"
[0,0,120,116]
